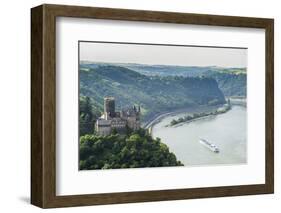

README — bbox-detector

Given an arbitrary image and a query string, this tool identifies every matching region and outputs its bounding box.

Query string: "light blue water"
[152,106,247,166]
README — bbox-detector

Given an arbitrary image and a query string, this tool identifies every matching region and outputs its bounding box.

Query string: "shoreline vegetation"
[168,100,232,127]
[145,97,246,131]
[142,105,221,129]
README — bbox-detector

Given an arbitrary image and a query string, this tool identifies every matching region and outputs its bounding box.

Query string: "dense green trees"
[79,96,101,136]
[79,130,183,170]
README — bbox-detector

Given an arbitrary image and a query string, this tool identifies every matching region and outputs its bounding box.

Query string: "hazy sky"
[79,41,247,68]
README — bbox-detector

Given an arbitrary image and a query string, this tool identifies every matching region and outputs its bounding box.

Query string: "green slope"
[79,65,226,122]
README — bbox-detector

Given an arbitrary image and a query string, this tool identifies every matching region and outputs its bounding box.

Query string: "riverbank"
[143,98,246,131]
[168,101,231,127]
[228,97,247,107]
[142,104,222,129]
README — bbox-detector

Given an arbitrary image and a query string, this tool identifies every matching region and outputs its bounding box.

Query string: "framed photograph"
[31,4,274,208]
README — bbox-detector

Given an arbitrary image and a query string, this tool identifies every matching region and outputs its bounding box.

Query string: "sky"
[79,41,247,68]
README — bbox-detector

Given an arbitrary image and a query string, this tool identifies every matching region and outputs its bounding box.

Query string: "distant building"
[95,97,141,136]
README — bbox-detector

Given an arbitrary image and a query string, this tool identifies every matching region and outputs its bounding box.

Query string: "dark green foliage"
[79,131,183,170]
[79,65,226,122]
[79,96,101,136]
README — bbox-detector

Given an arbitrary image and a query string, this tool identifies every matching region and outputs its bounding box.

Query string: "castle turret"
[104,97,115,119]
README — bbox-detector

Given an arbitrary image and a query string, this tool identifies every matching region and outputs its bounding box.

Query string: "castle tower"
[104,97,115,119]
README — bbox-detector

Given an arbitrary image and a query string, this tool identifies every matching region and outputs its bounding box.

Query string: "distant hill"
[81,62,247,97]
[203,71,246,97]
[80,65,226,122]
[119,63,247,97]
[80,62,212,77]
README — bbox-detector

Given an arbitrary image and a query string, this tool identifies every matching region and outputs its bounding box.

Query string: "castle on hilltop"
[95,97,141,136]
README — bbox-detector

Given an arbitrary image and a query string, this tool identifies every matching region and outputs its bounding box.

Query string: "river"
[151,105,247,166]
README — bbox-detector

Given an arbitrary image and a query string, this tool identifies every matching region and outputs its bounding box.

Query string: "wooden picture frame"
[31,4,274,208]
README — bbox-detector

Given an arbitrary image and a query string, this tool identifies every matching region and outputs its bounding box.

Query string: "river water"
[152,106,247,166]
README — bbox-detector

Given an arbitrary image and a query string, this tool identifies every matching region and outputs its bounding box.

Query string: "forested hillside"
[203,71,246,97]
[79,130,183,170]
[120,63,247,97]
[81,62,246,97]
[79,65,226,123]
